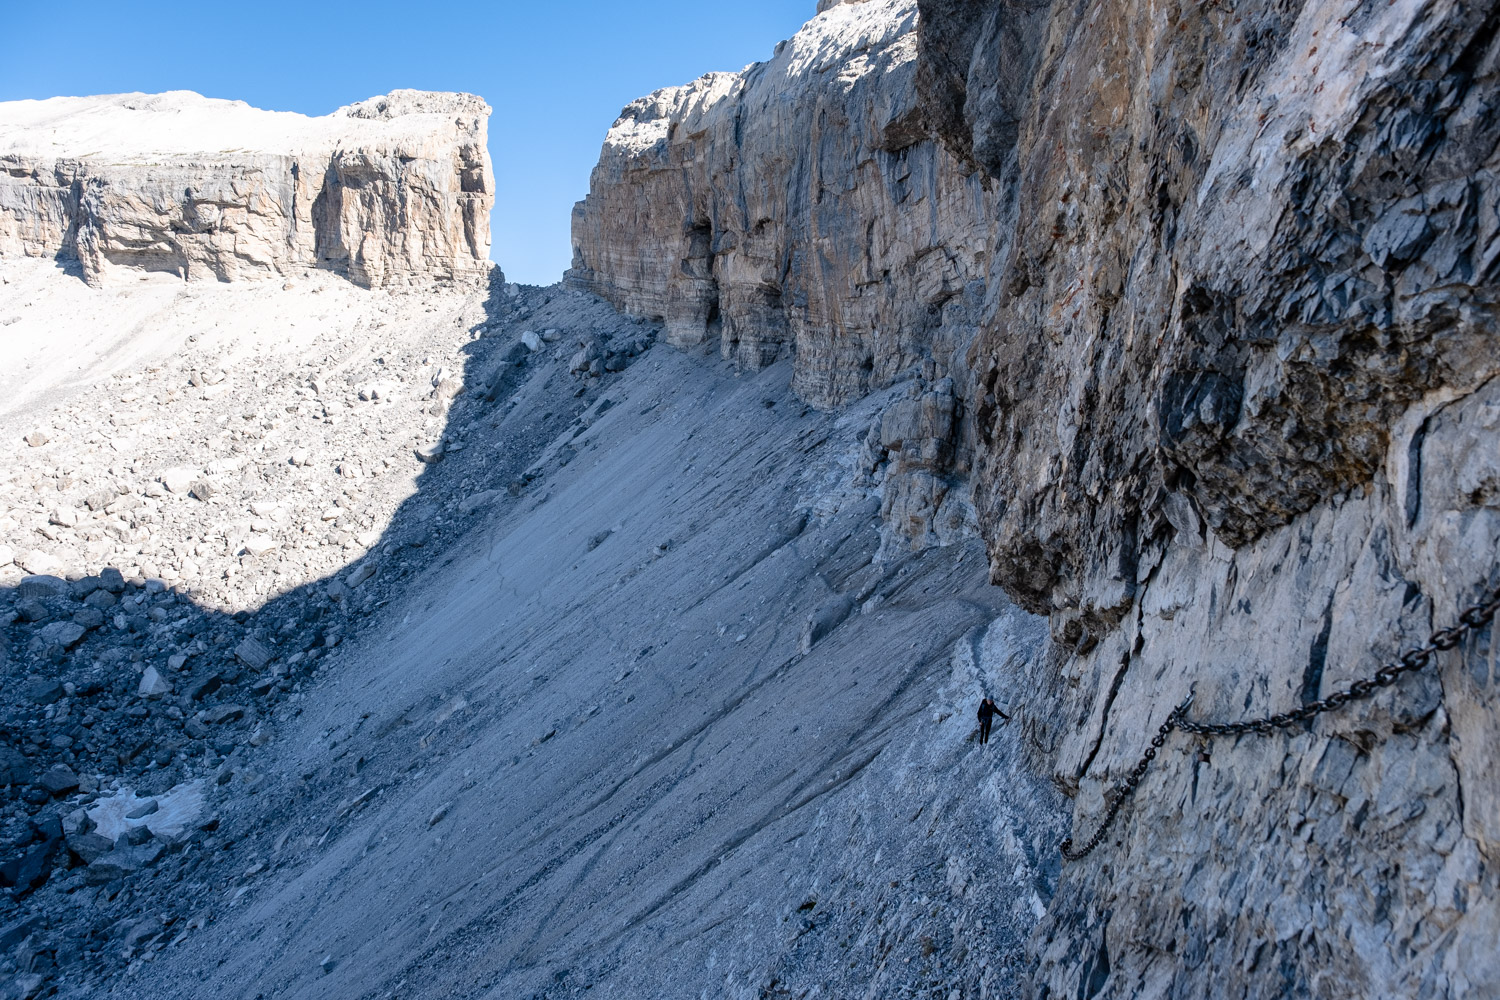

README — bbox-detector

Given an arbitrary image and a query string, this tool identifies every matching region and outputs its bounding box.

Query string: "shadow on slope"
[0,268,662,983]
[0,267,1065,1000]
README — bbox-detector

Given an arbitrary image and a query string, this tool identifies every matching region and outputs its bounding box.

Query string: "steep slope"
[131,336,1065,1000]
[1,249,1066,999]
[0,90,492,287]
[572,0,1500,997]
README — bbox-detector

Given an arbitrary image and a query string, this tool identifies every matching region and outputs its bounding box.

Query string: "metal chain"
[1059,581,1500,862]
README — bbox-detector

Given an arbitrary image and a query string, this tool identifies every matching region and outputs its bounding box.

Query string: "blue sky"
[0,1,816,285]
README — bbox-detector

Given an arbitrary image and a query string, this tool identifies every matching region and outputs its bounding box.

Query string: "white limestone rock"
[0,89,494,288]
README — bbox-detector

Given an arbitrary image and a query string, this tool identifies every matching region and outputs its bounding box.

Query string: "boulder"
[72,607,105,630]
[17,574,70,600]
[84,589,117,610]
[84,840,165,885]
[160,467,197,495]
[185,673,224,701]
[65,831,114,866]
[23,678,64,705]
[203,704,247,725]
[37,621,86,648]
[0,749,32,787]
[234,638,272,669]
[36,764,79,797]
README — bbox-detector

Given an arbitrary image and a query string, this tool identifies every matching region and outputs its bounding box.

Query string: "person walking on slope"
[977,697,1008,746]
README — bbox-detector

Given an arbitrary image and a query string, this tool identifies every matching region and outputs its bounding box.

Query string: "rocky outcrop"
[568,0,994,411]
[0,90,493,287]
[934,0,1500,996]
[575,0,1500,995]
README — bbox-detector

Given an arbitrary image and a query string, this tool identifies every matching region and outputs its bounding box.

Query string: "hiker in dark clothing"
[977,697,1009,745]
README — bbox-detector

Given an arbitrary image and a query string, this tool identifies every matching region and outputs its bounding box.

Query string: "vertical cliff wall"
[939,0,1500,996]
[573,0,1500,995]
[0,89,493,287]
[568,0,994,411]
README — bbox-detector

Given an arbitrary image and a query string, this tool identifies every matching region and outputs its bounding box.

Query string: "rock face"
[0,89,492,287]
[569,0,993,410]
[575,0,1500,996]
[937,1,1500,996]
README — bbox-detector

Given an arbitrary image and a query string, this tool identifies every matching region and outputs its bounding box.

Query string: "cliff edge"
[573,0,1500,996]
[0,90,493,288]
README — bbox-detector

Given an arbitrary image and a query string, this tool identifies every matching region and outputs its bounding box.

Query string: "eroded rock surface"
[0,90,492,288]
[569,0,993,411]
[574,0,1500,996]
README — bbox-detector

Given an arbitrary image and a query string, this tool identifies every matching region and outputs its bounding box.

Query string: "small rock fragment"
[160,468,197,494]
[125,799,160,820]
[244,536,277,557]
[204,704,247,725]
[235,638,273,669]
[137,667,173,699]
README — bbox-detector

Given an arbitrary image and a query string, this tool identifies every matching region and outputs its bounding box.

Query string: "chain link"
[1059,582,1500,862]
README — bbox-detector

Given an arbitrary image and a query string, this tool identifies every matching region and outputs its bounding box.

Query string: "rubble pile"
[0,266,656,994]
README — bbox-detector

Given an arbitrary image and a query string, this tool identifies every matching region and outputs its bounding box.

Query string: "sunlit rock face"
[0,89,493,288]
[568,0,995,412]
[575,0,1500,995]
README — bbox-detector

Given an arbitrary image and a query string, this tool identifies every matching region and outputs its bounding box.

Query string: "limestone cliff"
[568,0,994,411]
[574,0,1500,996]
[0,89,493,287]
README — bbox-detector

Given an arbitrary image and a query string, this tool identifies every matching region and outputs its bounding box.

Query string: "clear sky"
[0,1,817,286]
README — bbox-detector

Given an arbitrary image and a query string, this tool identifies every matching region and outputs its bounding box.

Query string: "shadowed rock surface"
[572,0,1500,996]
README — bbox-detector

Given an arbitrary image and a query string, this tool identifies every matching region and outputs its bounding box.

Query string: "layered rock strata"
[568,0,994,411]
[933,0,1500,996]
[576,0,1500,995]
[0,90,492,287]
